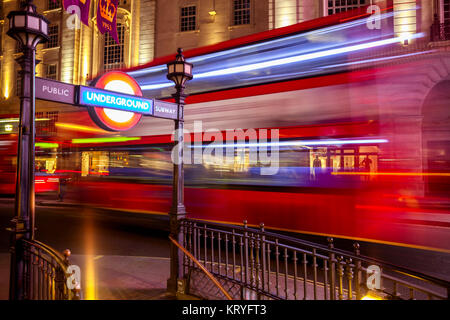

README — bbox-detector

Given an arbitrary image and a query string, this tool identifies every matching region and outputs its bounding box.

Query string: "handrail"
[185,218,450,289]
[23,239,67,265]
[20,239,81,300]
[169,235,233,300]
[181,218,449,300]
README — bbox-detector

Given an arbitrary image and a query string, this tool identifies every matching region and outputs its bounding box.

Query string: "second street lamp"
[166,48,193,295]
[7,0,49,300]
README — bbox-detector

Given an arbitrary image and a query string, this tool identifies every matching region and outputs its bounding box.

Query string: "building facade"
[0,0,156,117]
[0,0,448,128]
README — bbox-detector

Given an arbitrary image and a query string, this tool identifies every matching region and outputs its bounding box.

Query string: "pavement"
[0,253,174,300]
[0,197,178,300]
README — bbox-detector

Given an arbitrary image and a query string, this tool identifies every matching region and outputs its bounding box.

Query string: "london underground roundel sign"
[87,71,144,132]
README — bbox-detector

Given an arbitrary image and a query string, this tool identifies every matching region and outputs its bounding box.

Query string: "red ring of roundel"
[88,71,143,132]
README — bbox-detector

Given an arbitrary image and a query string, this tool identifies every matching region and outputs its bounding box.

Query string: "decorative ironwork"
[14,239,80,300]
[181,219,450,300]
[430,14,450,42]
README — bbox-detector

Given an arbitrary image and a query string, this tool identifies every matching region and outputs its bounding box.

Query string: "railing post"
[346,258,353,300]
[353,243,362,300]
[260,223,266,294]
[327,237,336,300]
[244,221,249,286]
[337,256,344,300]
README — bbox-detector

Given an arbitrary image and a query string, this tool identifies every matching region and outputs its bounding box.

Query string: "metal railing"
[169,235,233,300]
[19,239,81,300]
[430,19,450,42]
[181,219,450,300]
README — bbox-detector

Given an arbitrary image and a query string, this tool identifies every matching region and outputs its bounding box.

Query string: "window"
[47,0,61,10]
[233,0,251,25]
[103,24,125,71]
[180,6,196,32]
[16,74,22,97]
[326,0,366,16]
[18,1,27,9]
[47,25,59,48]
[443,0,450,38]
[46,64,57,80]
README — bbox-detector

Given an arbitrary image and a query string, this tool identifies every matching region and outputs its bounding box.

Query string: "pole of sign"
[7,1,49,300]
[166,48,193,295]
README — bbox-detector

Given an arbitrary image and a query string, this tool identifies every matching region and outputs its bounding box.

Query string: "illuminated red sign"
[87,71,144,131]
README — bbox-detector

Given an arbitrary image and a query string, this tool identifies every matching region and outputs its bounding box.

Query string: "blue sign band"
[79,86,154,115]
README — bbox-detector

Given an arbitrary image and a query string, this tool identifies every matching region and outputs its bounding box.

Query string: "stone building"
[0,0,448,130]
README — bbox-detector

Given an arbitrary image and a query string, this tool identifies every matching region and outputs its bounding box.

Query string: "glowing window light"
[393,0,417,44]
[4,124,13,132]
[71,137,141,144]
[4,85,9,99]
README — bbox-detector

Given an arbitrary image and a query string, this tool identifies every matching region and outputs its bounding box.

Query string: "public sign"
[36,77,76,105]
[153,100,178,120]
[34,71,179,132]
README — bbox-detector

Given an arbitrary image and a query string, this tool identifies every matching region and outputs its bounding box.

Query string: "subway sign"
[79,86,154,115]
[34,71,179,132]
[86,71,147,132]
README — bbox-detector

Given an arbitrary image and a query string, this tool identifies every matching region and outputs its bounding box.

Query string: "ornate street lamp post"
[7,1,49,300]
[166,48,193,295]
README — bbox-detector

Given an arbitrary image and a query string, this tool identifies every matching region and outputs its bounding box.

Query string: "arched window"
[103,24,125,71]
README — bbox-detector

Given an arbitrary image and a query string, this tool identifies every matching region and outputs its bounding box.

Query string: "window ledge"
[43,8,63,14]
[228,24,251,31]
[177,29,200,35]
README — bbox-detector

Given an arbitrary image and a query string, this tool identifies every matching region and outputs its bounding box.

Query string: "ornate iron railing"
[430,19,450,42]
[169,235,233,300]
[181,219,450,300]
[18,239,81,300]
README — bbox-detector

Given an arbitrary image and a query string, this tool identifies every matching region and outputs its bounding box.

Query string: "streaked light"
[192,35,424,79]
[319,50,435,70]
[71,137,141,144]
[140,82,173,91]
[190,138,389,149]
[0,119,19,123]
[129,12,388,77]
[0,118,49,123]
[361,293,383,300]
[36,142,59,148]
[139,33,424,90]
[56,123,112,134]
[332,172,450,177]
